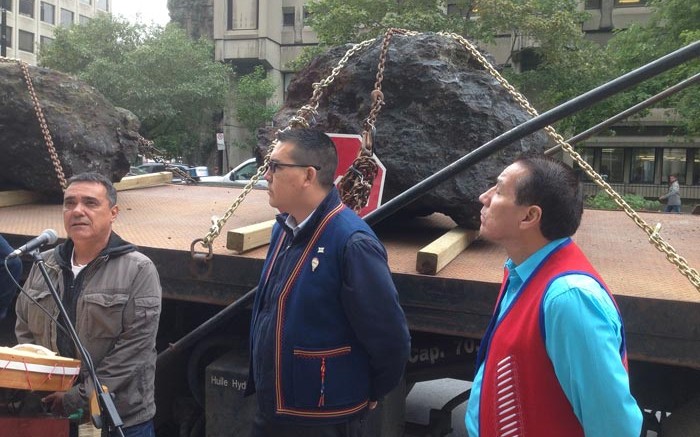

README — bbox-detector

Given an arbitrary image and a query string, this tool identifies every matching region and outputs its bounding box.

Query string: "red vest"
[478,240,627,437]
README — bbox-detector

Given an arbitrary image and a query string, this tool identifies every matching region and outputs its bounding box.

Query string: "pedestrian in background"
[659,174,681,213]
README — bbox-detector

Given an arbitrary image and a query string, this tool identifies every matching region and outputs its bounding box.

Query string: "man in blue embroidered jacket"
[246,129,410,437]
[465,156,642,437]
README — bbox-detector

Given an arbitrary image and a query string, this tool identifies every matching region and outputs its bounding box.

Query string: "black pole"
[546,72,700,155]
[363,40,700,227]
[30,251,125,437]
[156,286,257,366]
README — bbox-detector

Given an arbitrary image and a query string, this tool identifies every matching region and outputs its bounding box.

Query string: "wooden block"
[114,172,173,191]
[0,190,43,207]
[227,220,275,253]
[416,227,479,275]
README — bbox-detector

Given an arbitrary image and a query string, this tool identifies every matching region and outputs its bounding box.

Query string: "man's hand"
[41,392,66,415]
[369,401,378,410]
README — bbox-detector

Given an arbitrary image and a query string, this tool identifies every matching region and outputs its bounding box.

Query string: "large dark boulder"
[0,62,142,196]
[259,32,547,228]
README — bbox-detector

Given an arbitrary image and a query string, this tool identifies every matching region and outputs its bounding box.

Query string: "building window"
[97,0,108,11]
[2,25,12,48]
[227,0,257,30]
[614,0,647,6]
[662,148,686,184]
[629,148,654,183]
[19,0,34,17]
[60,8,74,26]
[40,35,53,49]
[18,29,34,52]
[693,150,700,185]
[79,14,90,24]
[40,2,55,24]
[2,0,12,12]
[282,7,294,27]
[601,148,624,183]
[80,0,92,4]
[585,0,602,8]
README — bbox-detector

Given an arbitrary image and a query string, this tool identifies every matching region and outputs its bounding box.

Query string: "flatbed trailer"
[2,184,700,436]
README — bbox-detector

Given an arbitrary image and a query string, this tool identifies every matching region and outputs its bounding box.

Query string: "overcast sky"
[110,0,170,26]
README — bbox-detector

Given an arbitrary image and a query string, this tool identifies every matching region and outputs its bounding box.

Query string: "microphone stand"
[30,250,125,437]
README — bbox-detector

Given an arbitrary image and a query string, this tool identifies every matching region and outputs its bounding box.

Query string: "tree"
[39,15,232,163]
[603,0,700,135]
[304,0,609,135]
[303,0,699,137]
[232,66,279,153]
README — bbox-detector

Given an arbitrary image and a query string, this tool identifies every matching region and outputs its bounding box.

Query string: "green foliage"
[38,15,232,162]
[306,0,479,46]
[232,66,279,152]
[301,0,699,137]
[585,191,659,211]
[602,0,700,136]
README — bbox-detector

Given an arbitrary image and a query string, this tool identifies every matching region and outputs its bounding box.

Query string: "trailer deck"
[2,184,699,368]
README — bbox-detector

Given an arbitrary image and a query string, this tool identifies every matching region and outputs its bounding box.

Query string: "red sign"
[328,133,386,217]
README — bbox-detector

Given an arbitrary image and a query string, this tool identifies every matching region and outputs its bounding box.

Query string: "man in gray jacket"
[15,172,162,436]
[659,174,681,213]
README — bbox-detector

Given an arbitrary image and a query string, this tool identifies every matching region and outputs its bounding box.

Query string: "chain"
[194,37,381,256]
[339,28,418,213]
[196,153,272,251]
[1,57,67,190]
[441,32,700,292]
[288,38,376,128]
[135,135,198,184]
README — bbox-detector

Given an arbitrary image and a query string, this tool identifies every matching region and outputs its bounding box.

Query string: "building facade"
[211,0,700,203]
[0,0,111,65]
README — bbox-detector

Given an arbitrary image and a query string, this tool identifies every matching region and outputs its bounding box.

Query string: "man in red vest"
[465,156,642,436]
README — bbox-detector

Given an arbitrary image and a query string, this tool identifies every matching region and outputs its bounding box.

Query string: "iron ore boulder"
[258,32,548,229]
[0,62,141,197]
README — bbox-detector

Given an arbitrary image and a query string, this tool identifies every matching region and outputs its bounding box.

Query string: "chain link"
[440,31,700,292]
[1,57,67,190]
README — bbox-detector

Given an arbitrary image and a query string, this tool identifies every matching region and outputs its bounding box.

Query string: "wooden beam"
[0,190,43,207]
[114,172,172,191]
[227,220,275,253]
[416,227,479,275]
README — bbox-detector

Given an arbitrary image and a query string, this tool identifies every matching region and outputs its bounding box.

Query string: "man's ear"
[520,205,542,230]
[304,166,318,185]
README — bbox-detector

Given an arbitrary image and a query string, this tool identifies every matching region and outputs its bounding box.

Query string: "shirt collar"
[505,237,570,284]
[284,209,317,238]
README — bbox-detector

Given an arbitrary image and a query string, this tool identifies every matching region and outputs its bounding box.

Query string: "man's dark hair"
[514,155,583,240]
[67,172,117,207]
[276,129,338,188]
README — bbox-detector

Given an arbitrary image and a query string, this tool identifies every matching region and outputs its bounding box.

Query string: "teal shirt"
[465,238,642,437]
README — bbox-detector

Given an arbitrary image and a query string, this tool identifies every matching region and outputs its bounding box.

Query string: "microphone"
[5,229,59,260]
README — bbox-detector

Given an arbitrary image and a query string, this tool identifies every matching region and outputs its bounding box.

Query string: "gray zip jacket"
[15,232,161,427]
[660,180,681,206]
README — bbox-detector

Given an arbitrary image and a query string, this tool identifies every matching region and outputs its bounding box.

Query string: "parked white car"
[199,158,268,189]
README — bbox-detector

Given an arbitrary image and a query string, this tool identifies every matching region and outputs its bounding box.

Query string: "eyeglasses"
[267,160,321,174]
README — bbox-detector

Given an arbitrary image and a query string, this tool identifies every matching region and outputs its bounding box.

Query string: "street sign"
[216,132,225,151]
[328,133,386,217]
